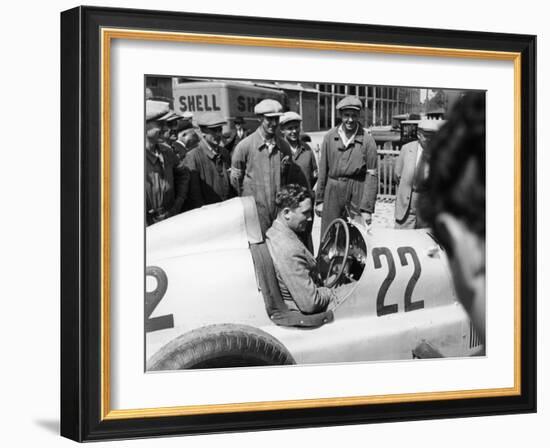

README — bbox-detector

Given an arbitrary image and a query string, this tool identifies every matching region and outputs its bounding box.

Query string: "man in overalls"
[315,96,378,236]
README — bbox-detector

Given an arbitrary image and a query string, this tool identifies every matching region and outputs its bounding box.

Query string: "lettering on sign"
[178,94,221,112]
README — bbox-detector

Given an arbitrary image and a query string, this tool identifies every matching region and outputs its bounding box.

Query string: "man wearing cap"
[280,111,318,191]
[394,119,444,229]
[224,117,251,155]
[145,100,190,226]
[231,99,308,234]
[184,116,234,209]
[315,96,378,236]
[279,111,318,251]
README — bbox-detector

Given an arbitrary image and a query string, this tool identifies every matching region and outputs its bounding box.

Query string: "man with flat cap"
[315,96,378,236]
[145,100,190,225]
[184,116,234,210]
[280,111,318,251]
[231,99,308,234]
[394,119,445,229]
[280,111,318,191]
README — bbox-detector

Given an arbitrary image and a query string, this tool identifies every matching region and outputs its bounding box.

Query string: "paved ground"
[311,198,396,255]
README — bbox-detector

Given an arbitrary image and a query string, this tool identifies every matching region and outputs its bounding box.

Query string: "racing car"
[145,197,484,370]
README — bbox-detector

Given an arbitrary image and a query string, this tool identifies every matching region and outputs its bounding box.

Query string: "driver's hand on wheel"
[361,212,372,225]
[315,203,323,217]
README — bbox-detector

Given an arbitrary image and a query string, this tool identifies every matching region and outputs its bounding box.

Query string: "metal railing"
[377,147,400,199]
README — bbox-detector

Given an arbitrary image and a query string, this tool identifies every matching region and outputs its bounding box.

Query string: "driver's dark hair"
[418,92,486,240]
[275,184,310,212]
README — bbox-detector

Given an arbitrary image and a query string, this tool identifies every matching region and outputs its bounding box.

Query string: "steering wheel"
[317,218,350,288]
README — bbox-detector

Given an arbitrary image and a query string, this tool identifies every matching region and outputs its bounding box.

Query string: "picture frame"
[60,5,536,442]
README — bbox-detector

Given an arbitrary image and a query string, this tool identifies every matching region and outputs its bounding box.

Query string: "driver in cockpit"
[266,184,353,314]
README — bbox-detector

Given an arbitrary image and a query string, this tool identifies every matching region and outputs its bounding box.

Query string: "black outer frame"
[60,5,537,442]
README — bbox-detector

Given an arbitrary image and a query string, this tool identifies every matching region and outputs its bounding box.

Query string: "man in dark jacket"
[145,100,190,226]
[315,96,378,236]
[279,111,318,251]
[224,116,251,155]
[184,117,234,209]
[231,99,308,234]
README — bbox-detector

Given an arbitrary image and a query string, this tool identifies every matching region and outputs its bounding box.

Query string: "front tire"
[147,324,296,370]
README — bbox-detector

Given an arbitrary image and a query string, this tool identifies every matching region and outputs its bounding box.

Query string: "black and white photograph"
[55,3,537,443]
[144,76,486,371]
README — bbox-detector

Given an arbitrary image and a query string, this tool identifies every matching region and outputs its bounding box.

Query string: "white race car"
[145,197,483,370]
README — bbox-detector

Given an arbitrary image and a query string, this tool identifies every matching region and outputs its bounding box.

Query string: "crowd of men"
[145,95,377,235]
[145,91,486,335]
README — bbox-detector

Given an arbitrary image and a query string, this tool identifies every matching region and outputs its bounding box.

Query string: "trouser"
[320,177,364,237]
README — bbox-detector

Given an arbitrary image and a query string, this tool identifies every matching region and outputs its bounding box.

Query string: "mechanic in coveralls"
[145,100,190,225]
[266,184,354,314]
[418,92,486,339]
[231,99,308,234]
[315,96,378,236]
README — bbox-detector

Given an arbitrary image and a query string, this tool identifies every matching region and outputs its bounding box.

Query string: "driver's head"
[418,92,486,337]
[275,184,312,234]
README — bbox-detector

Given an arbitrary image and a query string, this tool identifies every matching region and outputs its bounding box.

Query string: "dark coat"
[145,143,190,225]
[290,141,318,191]
[184,141,235,209]
[231,127,309,234]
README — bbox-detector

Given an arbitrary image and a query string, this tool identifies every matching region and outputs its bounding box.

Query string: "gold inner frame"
[100,28,522,421]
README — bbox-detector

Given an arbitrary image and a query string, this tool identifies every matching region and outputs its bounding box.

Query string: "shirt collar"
[200,141,220,160]
[270,219,304,245]
[255,127,279,154]
[337,123,361,148]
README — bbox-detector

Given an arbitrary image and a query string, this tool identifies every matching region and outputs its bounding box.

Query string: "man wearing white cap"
[145,100,190,225]
[280,111,318,191]
[315,96,378,236]
[231,99,308,234]
[184,116,234,209]
[394,119,445,229]
[279,111,318,251]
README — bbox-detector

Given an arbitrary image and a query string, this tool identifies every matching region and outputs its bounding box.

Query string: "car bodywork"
[145,197,483,370]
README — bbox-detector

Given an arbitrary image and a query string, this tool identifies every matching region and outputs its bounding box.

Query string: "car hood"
[147,196,262,263]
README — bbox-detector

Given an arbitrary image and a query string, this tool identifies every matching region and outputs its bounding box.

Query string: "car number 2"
[145,266,174,333]
[372,246,425,316]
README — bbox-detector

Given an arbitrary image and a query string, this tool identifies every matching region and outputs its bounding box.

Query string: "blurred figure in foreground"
[419,92,486,338]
